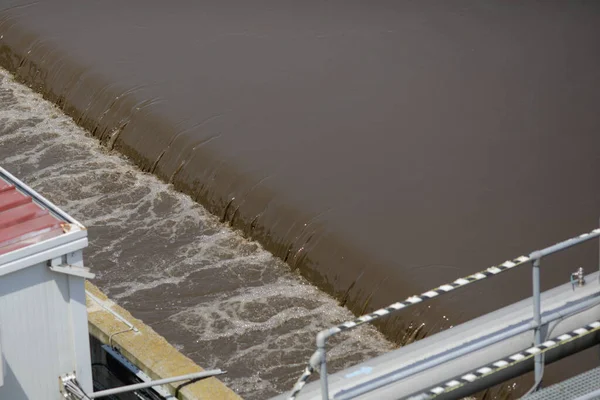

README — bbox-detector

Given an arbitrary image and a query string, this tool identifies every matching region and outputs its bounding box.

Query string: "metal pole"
[86,290,138,332]
[320,350,329,400]
[87,370,225,398]
[529,229,600,260]
[335,292,600,400]
[532,257,543,388]
[315,331,330,400]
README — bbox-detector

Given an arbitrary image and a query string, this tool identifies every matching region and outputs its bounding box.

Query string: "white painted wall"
[0,249,92,400]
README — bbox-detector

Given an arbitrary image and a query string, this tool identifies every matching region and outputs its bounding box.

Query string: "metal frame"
[87,370,225,398]
[102,345,176,399]
[335,284,600,400]
[529,228,600,387]
[288,226,600,400]
[411,318,600,399]
[62,370,226,399]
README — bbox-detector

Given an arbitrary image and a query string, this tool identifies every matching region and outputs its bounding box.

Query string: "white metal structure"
[280,227,600,400]
[0,167,94,400]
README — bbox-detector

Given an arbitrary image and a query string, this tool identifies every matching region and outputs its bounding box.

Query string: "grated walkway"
[523,366,600,400]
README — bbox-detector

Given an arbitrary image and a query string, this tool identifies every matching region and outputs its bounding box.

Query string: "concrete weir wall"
[1,1,600,342]
[85,282,241,400]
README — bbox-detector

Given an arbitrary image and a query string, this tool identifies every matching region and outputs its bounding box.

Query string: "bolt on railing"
[289,226,600,400]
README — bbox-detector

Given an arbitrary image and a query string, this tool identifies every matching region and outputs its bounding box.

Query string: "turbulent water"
[2,2,599,340]
[0,68,393,399]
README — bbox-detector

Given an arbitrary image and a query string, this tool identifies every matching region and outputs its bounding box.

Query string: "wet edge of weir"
[0,9,440,343]
[0,67,401,399]
[3,9,595,398]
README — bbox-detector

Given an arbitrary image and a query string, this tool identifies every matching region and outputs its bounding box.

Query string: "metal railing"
[529,228,600,389]
[61,370,226,399]
[411,317,600,399]
[288,225,600,400]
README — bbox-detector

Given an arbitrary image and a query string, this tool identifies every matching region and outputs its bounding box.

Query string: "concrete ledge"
[85,281,241,400]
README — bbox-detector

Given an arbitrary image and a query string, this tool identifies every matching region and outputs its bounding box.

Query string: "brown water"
[0,1,600,397]
[0,70,393,399]
[1,1,599,334]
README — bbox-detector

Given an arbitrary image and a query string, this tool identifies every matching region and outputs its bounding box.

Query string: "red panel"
[0,226,64,255]
[0,188,32,212]
[0,214,62,247]
[0,177,65,256]
[0,203,48,229]
[0,180,13,193]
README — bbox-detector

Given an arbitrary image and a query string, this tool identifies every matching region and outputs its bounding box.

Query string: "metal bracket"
[59,373,91,400]
[571,267,586,290]
[58,373,73,398]
[49,264,95,279]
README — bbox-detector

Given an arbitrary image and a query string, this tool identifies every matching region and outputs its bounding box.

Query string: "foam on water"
[0,69,393,399]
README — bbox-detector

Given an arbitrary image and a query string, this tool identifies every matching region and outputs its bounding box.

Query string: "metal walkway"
[278,225,600,400]
[523,366,600,400]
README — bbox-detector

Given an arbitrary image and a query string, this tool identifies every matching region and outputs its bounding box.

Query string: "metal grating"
[523,366,600,400]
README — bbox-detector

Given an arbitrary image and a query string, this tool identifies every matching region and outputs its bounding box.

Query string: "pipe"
[431,322,600,400]
[286,227,600,400]
[290,228,600,400]
[532,258,543,386]
[319,348,329,400]
[86,290,138,332]
[315,331,330,400]
[334,293,600,400]
[87,370,225,398]
[305,228,600,400]
[530,229,600,260]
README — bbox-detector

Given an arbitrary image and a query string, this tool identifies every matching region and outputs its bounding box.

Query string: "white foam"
[0,68,395,399]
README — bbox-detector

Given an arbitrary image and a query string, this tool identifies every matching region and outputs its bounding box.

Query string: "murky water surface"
[1,1,600,397]
[0,70,393,399]
[1,2,599,335]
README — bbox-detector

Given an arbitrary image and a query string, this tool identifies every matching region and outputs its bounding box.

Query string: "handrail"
[335,294,600,400]
[288,255,532,399]
[530,229,600,260]
[288,226,600,400]
[87,370,226,398]
[410,318,600,399]
[529,228,600,388]
[61,370,226,399]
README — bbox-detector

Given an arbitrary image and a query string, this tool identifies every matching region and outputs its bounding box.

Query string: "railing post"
[288,228,600,399]
[319,349,329,400]
[316,331,330,400]
[532,257,543,387]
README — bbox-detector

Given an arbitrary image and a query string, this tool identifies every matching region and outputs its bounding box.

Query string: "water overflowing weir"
[1,0,600,397]
[0,70,392,399]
